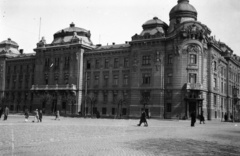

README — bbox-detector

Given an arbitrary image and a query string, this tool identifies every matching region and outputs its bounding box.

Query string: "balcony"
[31,84,76,91]
[186,83,203,91]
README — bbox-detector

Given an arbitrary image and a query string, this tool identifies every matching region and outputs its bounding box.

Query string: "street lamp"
[232,86,239,122]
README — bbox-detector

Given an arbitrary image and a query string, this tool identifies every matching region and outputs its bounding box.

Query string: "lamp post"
[84,71,87,117]
[232,86,239,123]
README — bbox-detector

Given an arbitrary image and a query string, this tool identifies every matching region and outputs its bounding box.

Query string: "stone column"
[76,49,84,114]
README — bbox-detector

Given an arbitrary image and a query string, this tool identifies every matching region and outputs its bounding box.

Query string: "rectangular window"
[213,78,217,88]
[20,65,23,72]
[113,92,118,103]
[221,81,224,93]
[54,58,60,69]
[167,103,172,112]
[189,73,197,83]
[214,61,217,71]
[87,60,91,69]
[214,95,217,107]
[7,66,10,73]
[122,108,127,115]
[102,107,107,115]
[87,75,90,87]
[190,54,197,64]
[105,59,109,68]
[123,75,129,85]
[94,75,99,86]
[167,74,172,84]
[142,55,151,66]
[103,92,108,103]
[26,65,29,72]
[112,108,115,115]
[14,66,16,72]
[124,58,129,67]
[114,58,119,68]
[64,57,70,68]
[104,75,109,87]
[113,75,119,86]
[168,54,173,64]
[142,74,151,84]
[95,60,100,69]
[45,58,50,67]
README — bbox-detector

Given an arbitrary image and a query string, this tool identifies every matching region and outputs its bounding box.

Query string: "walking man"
[200,111,205,124]
[138,109,148,127]
[0,107,3,119]
[3,106,9,121]
[39,110,43,122]
[190,111,196,127]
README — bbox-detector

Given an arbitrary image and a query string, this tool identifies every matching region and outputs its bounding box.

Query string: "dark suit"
[4,107,9,120]
[191,112,196,127]
[138,111,148,126]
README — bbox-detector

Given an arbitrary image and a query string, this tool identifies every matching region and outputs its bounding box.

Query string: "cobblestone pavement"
[0,115,240,156]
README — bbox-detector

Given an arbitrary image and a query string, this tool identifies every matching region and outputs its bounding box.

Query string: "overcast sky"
[1,0,240,55]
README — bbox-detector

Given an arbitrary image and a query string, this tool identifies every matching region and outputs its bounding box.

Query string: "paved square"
[0,115,240,156]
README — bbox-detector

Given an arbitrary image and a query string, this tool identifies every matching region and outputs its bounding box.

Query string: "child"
[32,109,39,122]
[24,109,29,122]
[55,110,60,120]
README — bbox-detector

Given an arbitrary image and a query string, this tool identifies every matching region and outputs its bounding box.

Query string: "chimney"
[125,41,128,44]
[19,49,23,54]
[112,42,115,45]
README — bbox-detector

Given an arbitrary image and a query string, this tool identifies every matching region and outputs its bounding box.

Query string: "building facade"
[1,0,240,120]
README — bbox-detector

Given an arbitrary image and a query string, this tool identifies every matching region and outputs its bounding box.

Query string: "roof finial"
[178,0,189,3]
[70,22,75,27]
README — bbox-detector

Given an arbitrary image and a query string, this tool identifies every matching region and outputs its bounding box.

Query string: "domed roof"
[142,17,166,28]
[170,0,197,20]
[54,22,88,35]
[0,38,19,48]
[0,38,19,54]
[140,17,168,36]
[52,22,93,45]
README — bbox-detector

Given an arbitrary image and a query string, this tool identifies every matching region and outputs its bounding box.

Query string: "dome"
[0,38,19,48]
[0,38,20,54]
[52,22,93,45]
[170,0,197,20]
[140,17,168,36]
[142,17,167,29]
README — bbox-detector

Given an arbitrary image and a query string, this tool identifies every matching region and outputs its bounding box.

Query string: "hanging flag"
[50,63,54,67]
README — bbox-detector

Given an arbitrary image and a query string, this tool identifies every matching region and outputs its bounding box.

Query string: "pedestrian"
[148,111,151,119]
[200,111,205,124]
[0,107,3,119]
[24,109,29,122]
[55,110,60,120]
[224,113,228,121]
[96,111,100,119]
[3,106,9,121]
[32,109,39,122]
[137,109,148,127]
[39,110,43,122]
[190,111,196,127]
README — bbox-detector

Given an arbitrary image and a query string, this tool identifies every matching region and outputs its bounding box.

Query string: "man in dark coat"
[200,111,205,124]
[138,109,148,127]
[0,107,3,119]
[190,111,196,127]
[3,106,9,121]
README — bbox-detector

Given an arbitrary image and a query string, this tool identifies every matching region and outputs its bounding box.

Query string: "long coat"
[4,107,9,116]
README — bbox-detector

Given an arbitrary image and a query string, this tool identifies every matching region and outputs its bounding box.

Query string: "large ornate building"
[1,0,240,120]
